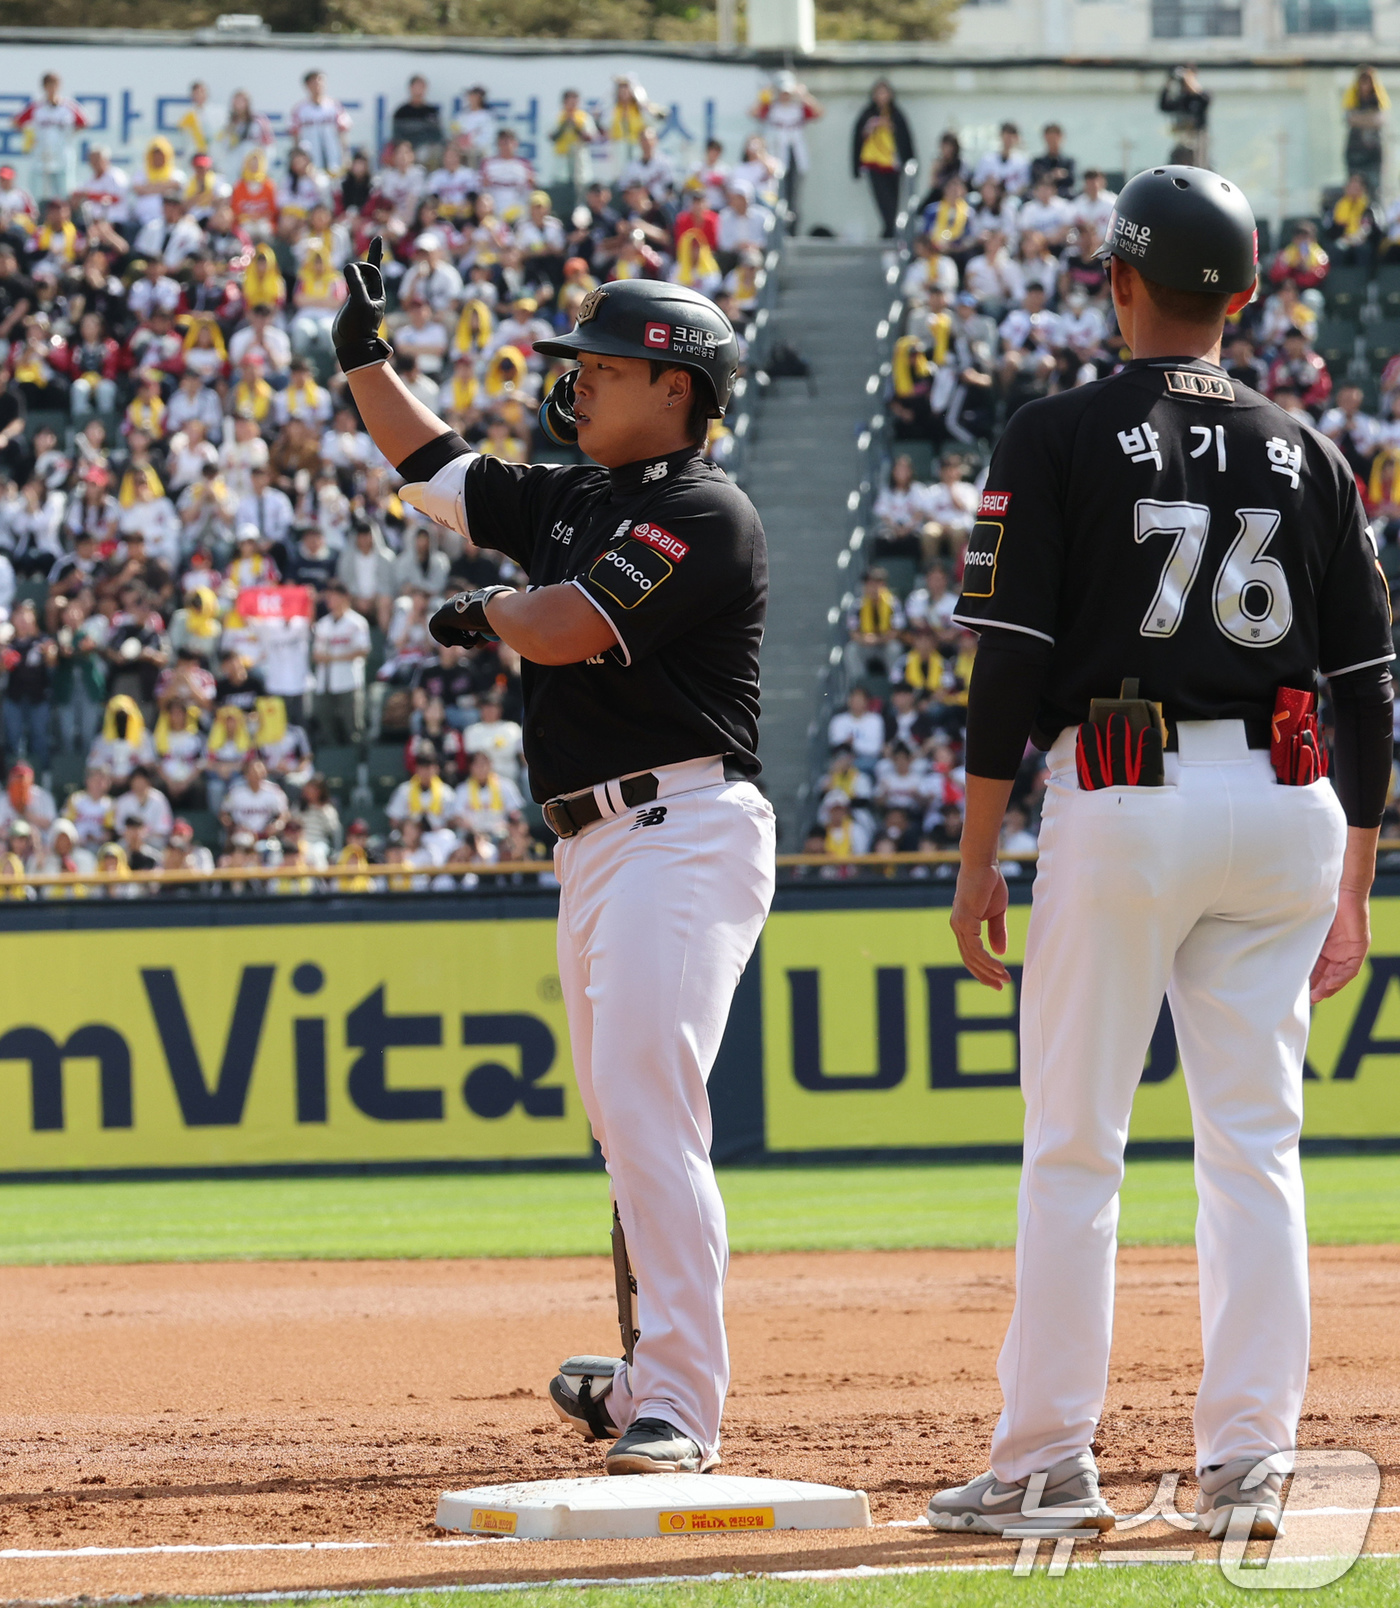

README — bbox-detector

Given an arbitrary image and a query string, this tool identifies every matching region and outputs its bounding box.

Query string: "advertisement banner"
[0,913,588,1173]
[4,886,1400,1174]
[759,894,1400,1154]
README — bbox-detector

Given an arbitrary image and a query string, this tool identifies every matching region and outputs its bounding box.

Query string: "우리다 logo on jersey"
[632,521,689,561]
[644,321,672,349]
[979,491,1012,516]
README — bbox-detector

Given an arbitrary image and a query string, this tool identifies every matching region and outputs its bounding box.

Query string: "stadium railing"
[722,215,785,491]
[796,158,921,830]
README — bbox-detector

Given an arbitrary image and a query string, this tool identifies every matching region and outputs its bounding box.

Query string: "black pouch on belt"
[1075,678,1168,790]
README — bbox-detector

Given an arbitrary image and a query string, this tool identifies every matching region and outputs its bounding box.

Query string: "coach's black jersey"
[953,356,1394,745]
[459,445,766,802]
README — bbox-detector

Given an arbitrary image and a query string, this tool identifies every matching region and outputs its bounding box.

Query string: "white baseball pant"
[554,755,776,1458]
[990,719,1346,1483]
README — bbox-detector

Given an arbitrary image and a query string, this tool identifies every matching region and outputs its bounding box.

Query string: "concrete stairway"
[744,237,896,847]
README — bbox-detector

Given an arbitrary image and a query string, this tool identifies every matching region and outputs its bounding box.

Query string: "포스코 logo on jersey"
[979,491,1012,516]
[644,321,671,349]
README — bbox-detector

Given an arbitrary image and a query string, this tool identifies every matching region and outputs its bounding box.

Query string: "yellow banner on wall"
[0,920,589,1172]
[760,898,1400,1152]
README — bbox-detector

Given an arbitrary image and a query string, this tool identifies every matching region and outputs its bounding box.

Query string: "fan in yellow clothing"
[442,353,480,415]
[673,228,721,291]
[117,462,164,508]
[452,297,494,359]
[892,333,931,398]
[231,363,275,424]
[125,372,166,439]
[182,314,228,362]
[243,243,286,311]
[296,243,340,306]
[483,344,529,398]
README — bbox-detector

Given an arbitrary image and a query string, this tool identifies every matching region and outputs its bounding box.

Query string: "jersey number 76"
[1134,499,1293,648]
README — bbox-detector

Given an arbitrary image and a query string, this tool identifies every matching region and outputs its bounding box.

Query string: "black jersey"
[953,356,1395,745]
[459,444,766,802]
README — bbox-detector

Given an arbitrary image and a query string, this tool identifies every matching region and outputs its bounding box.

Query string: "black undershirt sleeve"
[964,629,1055,780]
[395,430,471,483]
[1328,663,1394,829]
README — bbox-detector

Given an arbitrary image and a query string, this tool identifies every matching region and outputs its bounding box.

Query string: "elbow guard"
[397,432,475,539]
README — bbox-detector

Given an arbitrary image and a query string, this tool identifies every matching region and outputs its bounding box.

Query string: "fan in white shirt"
[373,143,427,221]
[828,691,886,763]
[113,770,174,847]
[219,417,271,501]
[873,457,934,543]
[904,567,959,631]
[454,751,525,840]
[453,89,499,160]
[117,484,181,571]
[1014,181,1073,247]
[1071,172,1117,238]
[289,75,351,175]
[222,756,290,838]
[399,235,465,311]
[873,747,939,814]
[963,233,1024,304]
[427,146,480,218]
[393,301,451,377]
[463,695,524,784]
[921,462,979,544]
[970,127,1031,196]
[479,130,536,218]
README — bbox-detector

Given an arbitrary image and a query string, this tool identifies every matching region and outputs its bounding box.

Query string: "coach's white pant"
[990,721,1346,1483]
[555,757,776,1458]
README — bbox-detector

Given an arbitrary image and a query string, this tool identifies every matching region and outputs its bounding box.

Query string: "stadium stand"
[0,64,779,895]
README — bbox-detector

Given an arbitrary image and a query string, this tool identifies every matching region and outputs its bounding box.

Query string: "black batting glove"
[332,236,393,374]
[429,586,514,649]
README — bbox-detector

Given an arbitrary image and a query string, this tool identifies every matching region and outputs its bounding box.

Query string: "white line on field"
[6,1550,1400,1607]
[6,1506,1400,1561]
[0,1540,500,1561]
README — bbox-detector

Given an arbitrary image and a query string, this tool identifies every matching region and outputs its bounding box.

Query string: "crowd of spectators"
[820,101,1400,868]
[0,64,787,893]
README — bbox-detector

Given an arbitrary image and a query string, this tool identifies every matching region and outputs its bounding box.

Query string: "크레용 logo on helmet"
[644,321,671,349]
[576,286,607,323]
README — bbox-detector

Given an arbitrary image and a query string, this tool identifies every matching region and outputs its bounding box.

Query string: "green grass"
[0,1155,1398,1265]
[190,1556,1400,1607]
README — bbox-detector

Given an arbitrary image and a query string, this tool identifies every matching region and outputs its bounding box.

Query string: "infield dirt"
[0,1246,1397,1600]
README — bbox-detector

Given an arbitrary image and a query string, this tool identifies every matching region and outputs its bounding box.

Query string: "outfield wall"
[3,878,1400,1176]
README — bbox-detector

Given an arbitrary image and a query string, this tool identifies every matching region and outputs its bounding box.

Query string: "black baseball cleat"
[548,1356,623,1441]
[605,1417,719,1475]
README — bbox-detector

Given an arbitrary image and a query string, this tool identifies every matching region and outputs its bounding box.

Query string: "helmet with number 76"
[1093,164,1257,296]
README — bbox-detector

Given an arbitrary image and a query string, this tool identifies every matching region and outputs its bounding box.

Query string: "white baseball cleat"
[926,1450,1116,1534]
[1193,1457,1285,1539]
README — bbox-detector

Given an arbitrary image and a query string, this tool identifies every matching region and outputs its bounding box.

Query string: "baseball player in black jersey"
[333,246,775,1475]
[926,168,1395,1539]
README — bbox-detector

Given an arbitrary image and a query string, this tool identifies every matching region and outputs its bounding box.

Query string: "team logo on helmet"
[577,286,607,323]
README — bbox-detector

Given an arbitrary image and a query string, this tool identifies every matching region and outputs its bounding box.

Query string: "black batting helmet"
[1094,164,1258,295]
[534,280,740,417]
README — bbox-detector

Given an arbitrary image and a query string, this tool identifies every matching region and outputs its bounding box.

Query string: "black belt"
[542,773,659,840]
[1164,718,1272,752]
